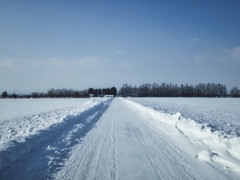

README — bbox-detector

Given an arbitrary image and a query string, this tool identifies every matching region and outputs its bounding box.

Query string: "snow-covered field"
[0,97,240,179]
[0,98,106,150]
[130,98,240,136]
[127,98,240,178]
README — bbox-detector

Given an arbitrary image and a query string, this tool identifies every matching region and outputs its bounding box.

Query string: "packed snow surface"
[0,97,239,179]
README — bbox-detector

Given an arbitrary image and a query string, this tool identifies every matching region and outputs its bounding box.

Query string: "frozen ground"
[0,97,239,179]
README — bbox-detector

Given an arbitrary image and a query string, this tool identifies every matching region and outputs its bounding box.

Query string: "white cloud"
[224,46,240,62]
[0,58,22,69]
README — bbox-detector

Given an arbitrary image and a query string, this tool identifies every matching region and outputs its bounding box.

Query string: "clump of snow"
[197,150,240,175]
[176,115,240,176]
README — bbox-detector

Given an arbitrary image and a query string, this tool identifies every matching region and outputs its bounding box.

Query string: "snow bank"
[0,98,111,174]
[0,98,111,152]
[0,99,100,151]
[130,98,240,136]
[124,98,240,178]
[176,116,240,176]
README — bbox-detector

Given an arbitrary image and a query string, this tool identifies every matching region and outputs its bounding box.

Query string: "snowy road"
[55,98,230,180]
[1,98,239,179]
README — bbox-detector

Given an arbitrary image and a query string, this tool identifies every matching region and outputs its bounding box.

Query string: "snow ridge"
[130,98,240,137]
[125,99,240,179]
[0,99,99,151]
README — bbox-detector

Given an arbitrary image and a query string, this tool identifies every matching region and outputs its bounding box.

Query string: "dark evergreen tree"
[110,87,117,97]
[88,88,94,95]
[2,91,8,98]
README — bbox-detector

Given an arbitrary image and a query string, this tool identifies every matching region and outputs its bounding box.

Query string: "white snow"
[0,97,239,179]
[0,98,89,121]
[0,98,108,151]
[129,97,240,136]
[126,98,240,178]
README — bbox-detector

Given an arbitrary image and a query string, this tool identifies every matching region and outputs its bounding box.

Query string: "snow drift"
[0,98,112,179]
[125,98,240,178]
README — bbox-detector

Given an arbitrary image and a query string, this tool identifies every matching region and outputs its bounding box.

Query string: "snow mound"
[197,150,240,175]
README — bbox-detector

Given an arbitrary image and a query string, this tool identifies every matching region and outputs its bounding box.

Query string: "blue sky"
[0,0,240,93]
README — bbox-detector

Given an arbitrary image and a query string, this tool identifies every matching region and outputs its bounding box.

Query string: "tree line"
[1,83,240,98]
[1,87,117,99]
[88,87,117,97]
[118,83,240,97]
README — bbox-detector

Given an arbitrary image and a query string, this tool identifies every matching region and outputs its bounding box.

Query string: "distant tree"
[2,91,8,98]
[31,92,39,98]
[48,89,55,98]
[93,89,98,97]
[74,91,80,98]
[106,88,111,95]
[102,88,107,95]
[110,87,117,97]
[119,84,133,97]
[98,89,102,96]
[152,83,158,97]
[118,82,230,98]
[230,87,240,97]
[13,92,17,99]
[88,88,94,95]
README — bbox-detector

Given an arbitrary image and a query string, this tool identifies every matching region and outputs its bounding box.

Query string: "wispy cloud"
[192,38,199,42]
[0,58,22,69]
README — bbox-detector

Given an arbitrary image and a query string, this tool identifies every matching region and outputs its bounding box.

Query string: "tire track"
[121,98,201,179]
[110,113,118,180]
[55,98,117,180]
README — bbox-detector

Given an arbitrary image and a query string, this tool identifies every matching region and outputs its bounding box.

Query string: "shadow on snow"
[0,98,113,180]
